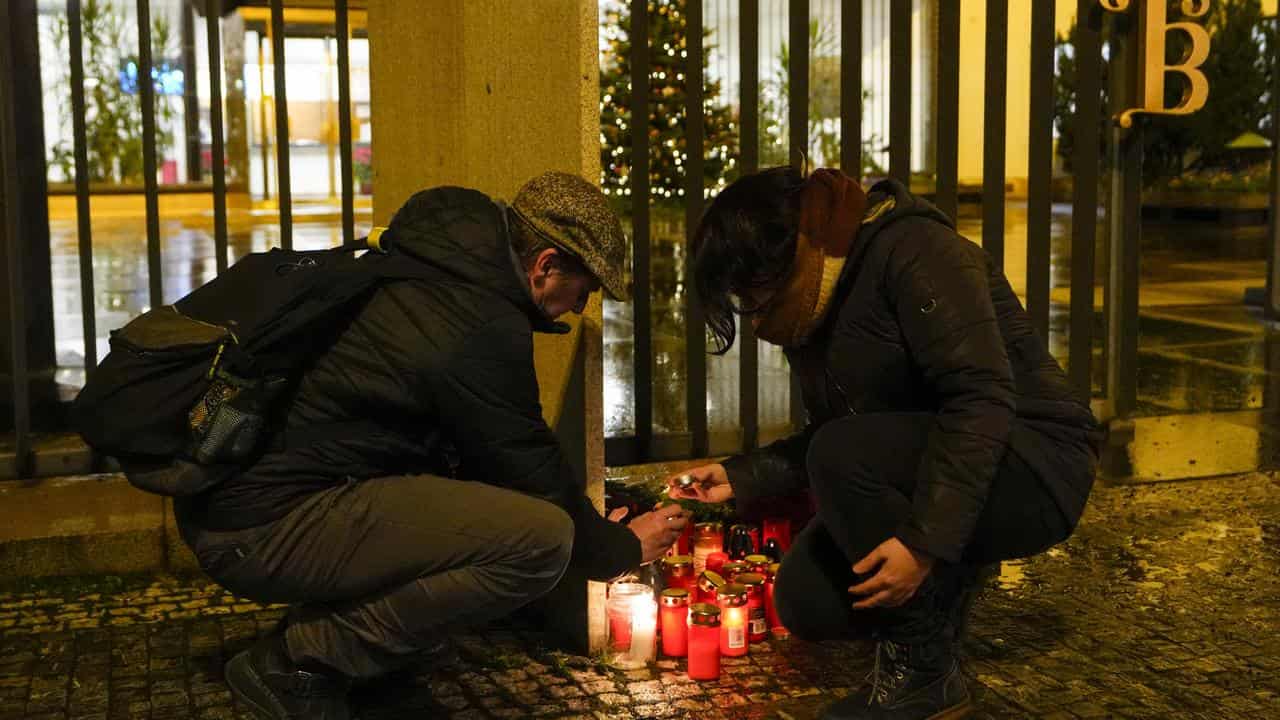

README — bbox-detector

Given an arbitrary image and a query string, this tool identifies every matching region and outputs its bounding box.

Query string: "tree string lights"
[599,0,740,204]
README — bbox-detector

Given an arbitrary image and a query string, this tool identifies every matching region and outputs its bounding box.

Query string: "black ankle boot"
[225,631,352,720]
[821,636,972,720]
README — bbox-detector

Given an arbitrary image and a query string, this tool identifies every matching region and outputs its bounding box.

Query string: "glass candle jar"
[696,570,726,604]
[661,555,695,592]
[687,603,721,681]
[607,582,657,668]
[766,562,789,639]
[720,561,749,582]
[716,583,749,657]
[691,522,724,574]
[726,524,759,559]
[762,517,792,552]
[660,588,690,657]
[674,521,694,556]
[735,572,768,643]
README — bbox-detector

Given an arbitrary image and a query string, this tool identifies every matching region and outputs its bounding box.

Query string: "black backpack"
[71,230,429,496]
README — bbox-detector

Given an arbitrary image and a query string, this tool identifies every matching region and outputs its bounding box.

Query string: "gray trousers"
[176,475,575,678]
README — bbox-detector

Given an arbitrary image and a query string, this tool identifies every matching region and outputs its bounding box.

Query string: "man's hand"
[848,537,935,610]
[664,464,733,504]
[620,504,690,564]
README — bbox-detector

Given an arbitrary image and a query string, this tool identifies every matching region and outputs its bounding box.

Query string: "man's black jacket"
[722,180,1101,564]
[183,186,641,580]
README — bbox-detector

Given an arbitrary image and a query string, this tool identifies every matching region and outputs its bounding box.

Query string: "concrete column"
[368,0,607,653]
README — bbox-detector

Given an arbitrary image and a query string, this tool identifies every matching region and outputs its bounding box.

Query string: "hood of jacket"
[385,186,569,334]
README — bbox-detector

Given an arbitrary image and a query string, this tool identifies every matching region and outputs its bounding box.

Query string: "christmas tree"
[599,0,740,205]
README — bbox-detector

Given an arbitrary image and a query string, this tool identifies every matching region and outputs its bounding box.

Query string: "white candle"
[627,597,657,666]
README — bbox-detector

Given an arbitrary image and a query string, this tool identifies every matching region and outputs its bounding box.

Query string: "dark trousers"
[177,474,575,678]
[773,413,1072,643]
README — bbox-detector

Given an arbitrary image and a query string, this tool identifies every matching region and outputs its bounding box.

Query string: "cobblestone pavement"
[1,472,1278,719]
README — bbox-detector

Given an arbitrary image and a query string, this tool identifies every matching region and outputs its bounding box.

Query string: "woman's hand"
[664,463,733,504]
[615,504,691,564]
[848,538,935,610]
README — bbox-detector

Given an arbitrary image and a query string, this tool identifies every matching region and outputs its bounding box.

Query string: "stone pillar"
[368,0,607,653]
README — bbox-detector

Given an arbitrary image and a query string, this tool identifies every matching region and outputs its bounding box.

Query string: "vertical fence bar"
[841,0,861,177]
[740,0,760,452]
[0,0,31,477]
[336,0,355,246]
[137,0,163,309]
[888,0,911,184]
[68,0,98,372]
[270,0,293,248]
[207,0,229,274]
[1026,0,1054,340]
[788,0,809,431]
[181,5,201,182]
[686,0,708,458]
[982,0,1007,269]
[631,0,653,461]
[1268,16,1280,319]
[935,0,960,220]
[788,0,808,175]
[258,33,271,202]
[1106,13,1141,419]
[1069,0,1101,401]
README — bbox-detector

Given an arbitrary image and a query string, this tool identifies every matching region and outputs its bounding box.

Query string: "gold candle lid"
[735,572,766,590]
[721,561,749,577]
[661,588,691,606]
[716,583,748,607]
[697,570,726,592]
[663,554,693,568]
[744,554,771,567]
[689,603,721,626]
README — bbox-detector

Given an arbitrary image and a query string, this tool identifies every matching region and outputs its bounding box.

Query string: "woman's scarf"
[753,168,868,347]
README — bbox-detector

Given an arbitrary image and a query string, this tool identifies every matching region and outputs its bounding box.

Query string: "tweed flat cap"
[510,171,629,301]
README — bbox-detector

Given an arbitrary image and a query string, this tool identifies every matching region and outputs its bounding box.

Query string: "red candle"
[696,570,725,604]
[660,589,690,657]
[692,522,724,574]
[736,572,768,643]
[675,522,694,556]
[762,518,792,552]
[661,555,695,592]
[705,551,729,575]
[687,603,721,681]
[766,562,789,638]
[717,584,749,657]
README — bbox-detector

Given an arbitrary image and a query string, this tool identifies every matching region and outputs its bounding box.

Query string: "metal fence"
[2,0,1150,477]
[0,0,358,479]
[605,0,1105,466]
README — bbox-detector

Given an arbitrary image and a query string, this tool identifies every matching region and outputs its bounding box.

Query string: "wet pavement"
[1,470,1277,719]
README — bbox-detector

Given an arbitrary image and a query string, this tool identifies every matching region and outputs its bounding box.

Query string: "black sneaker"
[225,632,352,720]
[821,639,973,720]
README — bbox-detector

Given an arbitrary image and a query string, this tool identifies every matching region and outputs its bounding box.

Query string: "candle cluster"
[607,517,793,681]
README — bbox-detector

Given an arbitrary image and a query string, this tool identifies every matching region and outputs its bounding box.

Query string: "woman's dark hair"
[693,165,806,354]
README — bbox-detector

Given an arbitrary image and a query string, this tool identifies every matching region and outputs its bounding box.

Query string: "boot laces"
[865,640,909,706]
